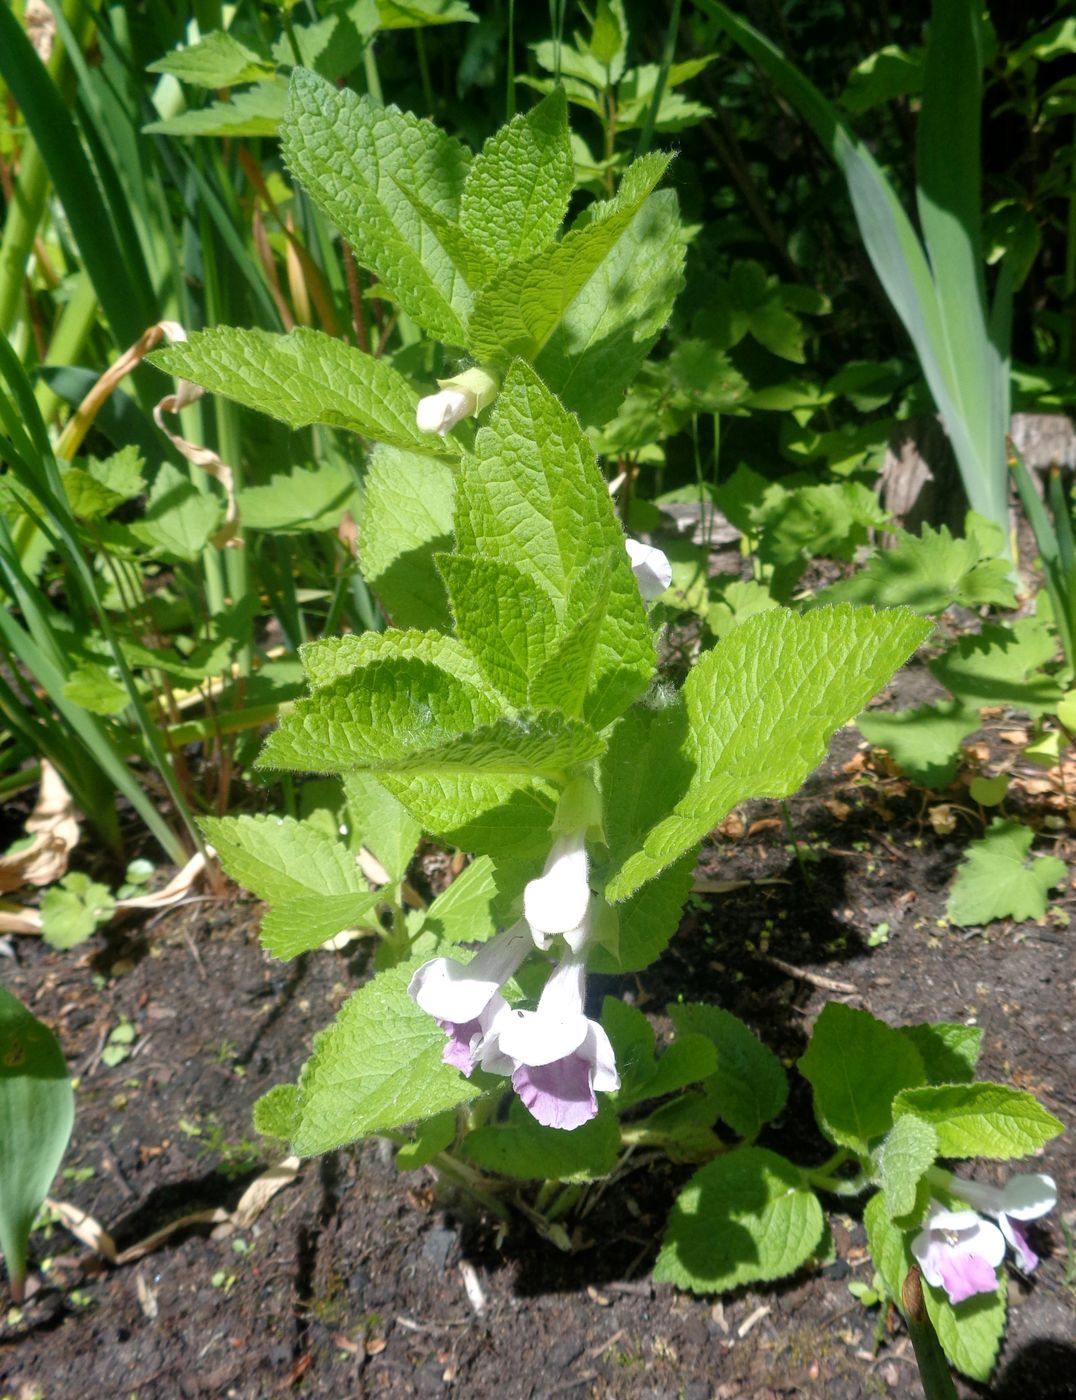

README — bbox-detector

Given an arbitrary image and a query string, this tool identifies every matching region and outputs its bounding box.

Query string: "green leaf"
[260,891,383,960]
[0,988,74,1297]
[143,82,286,137]
[968,774,1008,807]
[147,32,276,88]
[375,0,478,28]
[946,818,1067,926]
[265,663,600,790]
[876,1115,938,1219]
[524,564,615,722]
[462,1099,620,1181]
[605,605,931,900]
[605,1000,717,1110]
[654,1147,826,1292]
[455,361,654,729]
[343,772,422,882]
[930,619,1066,718]
[601,997,657,1092]
[899,1023,982,1084]
[820,523,1018,614]
[841,44,924,115]
[863,1189,912,1306]
[922,1272,1006,1383]
[856,700,978,789]
[437,554,557,706]
[60,467,126,522]
[282,69,472,343]
[200,813,367,904]
[706,578,779,640]
[258,657,503,772]
[420,856,498,944]
[130,461,224,562]
[151,328,454,456]
[378,712,605,779]
[237,462,360,533]
[360,447,456,630]
[667,1004,788,1140]
[300,629,487,695]
[460,88,573,266]
[798,1004,925,1152]
[536,188,685,425]
[62,663,129,717]
[291,959,482,1154]
[641,1035,717,1101]
[401,781,555,860]
[40,875,115,950]
[466,152,672,362]
[893,1083,1064,1160]
[589,850,696,973]
[253,1084,300,1143]
[631,1092,724,1162]
[86,446,145,502]
[396,1110,457,1171]
[599,702,694,874]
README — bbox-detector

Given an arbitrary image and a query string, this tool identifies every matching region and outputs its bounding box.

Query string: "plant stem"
[901,1266,959,1400]
[781,798,812,885]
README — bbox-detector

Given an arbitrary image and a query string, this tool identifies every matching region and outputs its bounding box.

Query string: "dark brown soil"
[1,657,1074,1400]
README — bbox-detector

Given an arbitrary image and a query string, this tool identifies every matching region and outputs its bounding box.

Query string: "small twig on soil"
[758,953,858,995]
[587,1328,625,1359]
[102,1149,135,1200]
[737,1303,771,1337]
[546,1374,597,1397]
[605,1280,654,1297]
[395,1315,470,1332]
[181,924,208,980]
[82,1022,111,1078]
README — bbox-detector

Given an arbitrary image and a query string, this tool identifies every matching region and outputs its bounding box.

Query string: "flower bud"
[625,538,672,603]
[416,386,474,435]
[415,366,499,436]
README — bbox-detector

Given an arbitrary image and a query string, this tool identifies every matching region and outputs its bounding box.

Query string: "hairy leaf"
[282,69,472,343]
[605,606,931,900]
[151,328,453,455]
[654,1148,825,1292]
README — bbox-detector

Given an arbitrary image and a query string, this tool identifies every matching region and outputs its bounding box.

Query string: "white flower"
[415,366,499,436]
[416,386,475,436]
[946,1172,1057,1274]
[475,948,618,1130]
[911,1201,1006,1304]
[523,832,590,951]
[407,922,531,1075]
[625,538,672,603]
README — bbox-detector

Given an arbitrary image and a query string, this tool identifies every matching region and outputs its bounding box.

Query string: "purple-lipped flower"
[945,1171,1057,1274]
[476,947,618,1131]
[911,1201,1006,1305]
[408,921,531,1076]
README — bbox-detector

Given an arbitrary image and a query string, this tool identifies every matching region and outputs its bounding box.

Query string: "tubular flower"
[476,947,618,1130]
[625,538,672,603]
[523,832,591,952]
[415,366,498,436]
[946,1172,1057,1274]
[407,921,531,1076]
[911,1201,1006,1305]
[416,386,475,436]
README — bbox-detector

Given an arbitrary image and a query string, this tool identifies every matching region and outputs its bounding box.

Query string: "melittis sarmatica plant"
[152,68,1063,1385]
